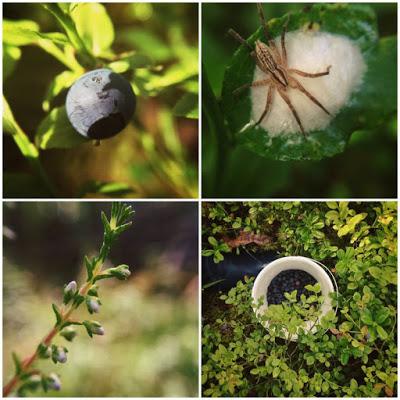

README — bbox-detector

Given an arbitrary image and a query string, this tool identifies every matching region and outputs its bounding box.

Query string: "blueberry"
[66,68,136,139]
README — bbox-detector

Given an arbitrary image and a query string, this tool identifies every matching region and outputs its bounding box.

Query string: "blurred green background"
[4,3,198,198]
[3,202,198,397]
[202,3,397,198]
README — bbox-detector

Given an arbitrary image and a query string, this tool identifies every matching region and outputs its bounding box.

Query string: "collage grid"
[1,0,398,399]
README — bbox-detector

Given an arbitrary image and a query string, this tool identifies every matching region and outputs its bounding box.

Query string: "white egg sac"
[251,30,367,136]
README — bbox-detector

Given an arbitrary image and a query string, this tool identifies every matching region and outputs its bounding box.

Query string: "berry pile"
[266,269,317,305]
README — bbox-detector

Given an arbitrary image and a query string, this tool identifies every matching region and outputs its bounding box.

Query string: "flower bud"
[108,264,131,280]
[37,343,51,359]
[47,373,61,391]
[63,281,78,304]
[64,281,77,293]
[51,346,68,364]
[86,297,101,314]
[60,326,77,342]
[83,320,105,337]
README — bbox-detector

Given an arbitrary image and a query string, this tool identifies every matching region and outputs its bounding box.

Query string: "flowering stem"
[4,203,134,397]
[3,277,94,397]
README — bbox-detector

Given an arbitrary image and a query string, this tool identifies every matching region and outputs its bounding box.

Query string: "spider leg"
[257,4,279,51]
[290,76,330,115]
[233,79,271,96]
[281,15,290,66]
[277,87,306,137]
[228,29,254,52]
[255,85,274,126]
[289,65,331,78]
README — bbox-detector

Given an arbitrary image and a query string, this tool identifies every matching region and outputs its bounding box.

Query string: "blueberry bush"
[4,3,198,198]
[202,201,397,397]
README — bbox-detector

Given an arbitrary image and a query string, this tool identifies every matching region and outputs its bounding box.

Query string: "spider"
[228,4,332,137]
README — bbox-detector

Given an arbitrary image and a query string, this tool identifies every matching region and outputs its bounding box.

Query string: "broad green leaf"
[221,4,394,161]
[173,92,198,119]
[208,236,218,246]
[3,45,21,79]
[326,202,337,209]
[42,70,80,112]
[71,3,114,56]
[3,18,80,71]
[35,106,87,149]
[361,309,374,325]
[376,325,388,340]
[3,19,40,45]
[338,225,351,237]
[348,213,367,227]
[368,267,381,279]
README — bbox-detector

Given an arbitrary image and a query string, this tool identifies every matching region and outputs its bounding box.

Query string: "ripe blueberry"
[66,68,136,139]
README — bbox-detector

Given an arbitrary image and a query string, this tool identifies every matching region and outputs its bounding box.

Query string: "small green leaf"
[340,352,350,365]
[338,225,351,237]
[35,106,87,149]
[79,181,134,198]
[208,236,218,247]
[376,325,388,340]
[368,267,381,279]
[361,309,374,325]
[173,92,198,119]
[84,256,95,280]
[52,303,62,326]
[101,211,112,235]
[12,352,22,375]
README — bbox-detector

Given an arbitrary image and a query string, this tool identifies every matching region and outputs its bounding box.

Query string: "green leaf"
[338,225,351,237]
[368,267,381,279]
[340,351,350,365]
[221,4,385,161]
[272,367,280,378]
[3,45,21,79]
[35,106,87,149]
[12,352,22,375]
[52,303,62,326]
[78,181,135,197]
[42,70,79,112]
[361,309,374,325]
[71,3,114,56]
[326,202,337,209]
[3,19,40,45]
[376,325,388,340]
[84,256,95,280]
[208,236,218,247]
[173,92,198,119]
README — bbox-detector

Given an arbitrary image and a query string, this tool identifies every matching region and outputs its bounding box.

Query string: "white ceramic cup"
[251,256,335,340]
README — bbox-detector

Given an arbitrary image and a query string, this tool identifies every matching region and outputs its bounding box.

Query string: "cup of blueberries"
[251,256,336,340]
